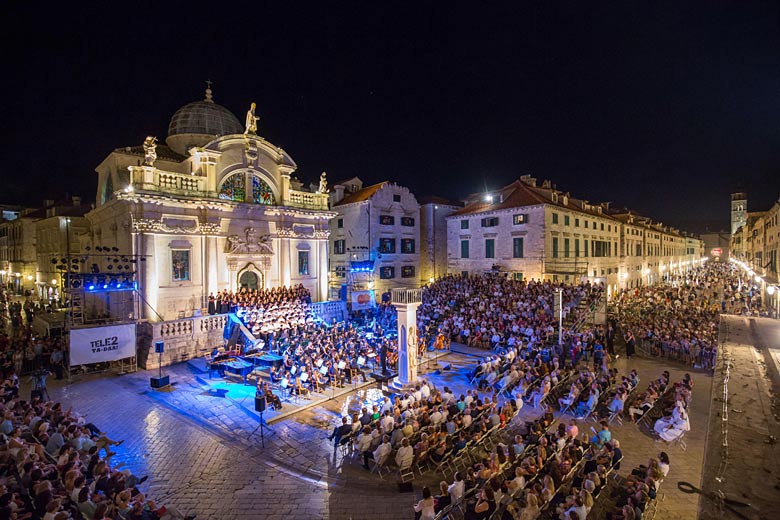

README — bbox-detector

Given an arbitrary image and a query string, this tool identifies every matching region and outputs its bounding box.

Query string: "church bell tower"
[731,192,747,235]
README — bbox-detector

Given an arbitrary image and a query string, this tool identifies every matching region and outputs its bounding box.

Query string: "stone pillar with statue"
[391,288,422,389]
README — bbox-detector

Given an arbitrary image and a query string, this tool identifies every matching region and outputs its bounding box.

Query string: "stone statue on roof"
[318,171,328,194]
[143,136,157,166]
[244,102,258,135]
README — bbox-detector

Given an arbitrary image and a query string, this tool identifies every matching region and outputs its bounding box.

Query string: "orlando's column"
[392,287,421,388]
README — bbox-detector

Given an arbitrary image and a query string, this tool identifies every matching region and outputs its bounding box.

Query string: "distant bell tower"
[731,192,747,235]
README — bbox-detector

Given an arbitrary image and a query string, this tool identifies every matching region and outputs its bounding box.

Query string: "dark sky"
[4,1,780,232]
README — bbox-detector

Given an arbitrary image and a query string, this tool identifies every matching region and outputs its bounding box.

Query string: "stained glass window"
[252,176,275,205]
[218,174,245,201]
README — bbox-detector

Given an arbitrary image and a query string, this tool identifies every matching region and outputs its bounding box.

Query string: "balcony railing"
[129,166,206,194]
[287,189,329,210]
[391,288,422,304]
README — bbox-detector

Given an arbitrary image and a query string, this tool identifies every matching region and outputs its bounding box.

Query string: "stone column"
[318,239,328,301]
[395,300,420,387]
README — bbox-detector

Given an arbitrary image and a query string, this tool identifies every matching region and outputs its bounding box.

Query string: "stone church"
[86,86,334,321]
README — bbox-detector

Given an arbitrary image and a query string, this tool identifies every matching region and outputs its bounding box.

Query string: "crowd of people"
[416,275,604,356]
[0,390,195,519]
[610,264,740,370]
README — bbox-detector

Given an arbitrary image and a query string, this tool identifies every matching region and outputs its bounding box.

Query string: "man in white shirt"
[464,390,474,408]
[429,407,443,427]
[365,434,392,469]
[420,381,431,399]
[448,472,465,502]
[395,438,414,469]
[380,396,393,415]
[380,411,395,434]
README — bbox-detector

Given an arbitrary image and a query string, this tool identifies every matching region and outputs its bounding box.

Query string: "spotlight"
[103,284,108,289]
[88,285,95,290]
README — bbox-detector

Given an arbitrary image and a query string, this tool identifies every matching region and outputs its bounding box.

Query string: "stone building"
[418,196,461,284]
[329,178,420,303]
[730,194,779,315]
[0,207,37,295]
[446,175,704,297]
[86,86,334,322]
[33,198,91,302]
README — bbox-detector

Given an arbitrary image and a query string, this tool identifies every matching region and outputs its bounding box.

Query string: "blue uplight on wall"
[84,281,138,293]
[350,260,375,273]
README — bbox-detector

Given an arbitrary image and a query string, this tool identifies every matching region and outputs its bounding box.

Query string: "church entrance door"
[239,271,259,291]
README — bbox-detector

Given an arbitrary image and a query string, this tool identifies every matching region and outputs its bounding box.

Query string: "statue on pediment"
[143,136,157,166]
[226,227,273,254]
[318,171,328,194]
[244,102,258,136]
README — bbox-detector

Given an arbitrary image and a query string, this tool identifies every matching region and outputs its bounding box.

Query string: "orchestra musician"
[294,375,310,399]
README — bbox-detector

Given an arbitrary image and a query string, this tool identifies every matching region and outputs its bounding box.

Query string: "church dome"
[166,86,243,154]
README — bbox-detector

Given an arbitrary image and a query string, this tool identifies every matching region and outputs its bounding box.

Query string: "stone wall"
[137,314,228,369]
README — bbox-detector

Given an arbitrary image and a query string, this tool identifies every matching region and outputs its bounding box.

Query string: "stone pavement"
[34,341,719,519]
[699,315,780,520]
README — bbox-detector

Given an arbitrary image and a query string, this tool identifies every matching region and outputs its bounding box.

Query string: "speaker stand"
[248,411,274,447]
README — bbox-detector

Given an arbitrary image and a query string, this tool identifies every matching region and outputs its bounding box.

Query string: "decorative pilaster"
[319,239,328,302]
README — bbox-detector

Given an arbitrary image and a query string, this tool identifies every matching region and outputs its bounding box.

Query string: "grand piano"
[208,353,253,385]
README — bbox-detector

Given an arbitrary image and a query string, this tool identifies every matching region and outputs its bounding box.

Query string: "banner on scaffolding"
[350,290,375,310]
[69,323,136,366]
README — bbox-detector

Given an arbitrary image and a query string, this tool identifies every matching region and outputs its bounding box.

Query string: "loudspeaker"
[255,395,267,413]
[150,375,170,389]
[154,341,164,353]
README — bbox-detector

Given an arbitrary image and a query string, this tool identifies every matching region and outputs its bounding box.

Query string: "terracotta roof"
[450,179,618,220]
[116,144,187,162]
[334,182,388,205]
[450,180,549,217]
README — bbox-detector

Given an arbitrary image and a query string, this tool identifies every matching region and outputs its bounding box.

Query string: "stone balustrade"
[129,166,206,194]
[287,189,329,210]
[391,287,422,305]
[137,314,228,369]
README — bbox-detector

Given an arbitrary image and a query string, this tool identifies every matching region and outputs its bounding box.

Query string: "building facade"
[419,197,460,284]
[446,175,704,298]
[730,194,779,315]
[33,198,91,302]
[86,87,334,322]
[0,208,38,296]
[329,179,420,302]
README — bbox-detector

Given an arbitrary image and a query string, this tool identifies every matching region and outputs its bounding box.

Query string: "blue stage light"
[103,284,108,289]
[88,285,95,290]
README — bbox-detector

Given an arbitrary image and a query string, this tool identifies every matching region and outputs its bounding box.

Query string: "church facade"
[86,87,334,321]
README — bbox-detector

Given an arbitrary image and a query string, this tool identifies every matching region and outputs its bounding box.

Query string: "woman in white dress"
[654,405,690,442]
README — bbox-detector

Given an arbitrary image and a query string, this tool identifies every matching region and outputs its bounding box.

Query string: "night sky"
[4,2,780,233]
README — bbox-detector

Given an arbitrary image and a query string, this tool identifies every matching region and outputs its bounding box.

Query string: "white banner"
[69,323,137,366]
[350,290,375,310]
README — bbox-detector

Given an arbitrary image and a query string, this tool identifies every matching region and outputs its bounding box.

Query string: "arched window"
[252,175,275,205]
[219,173,246,202]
